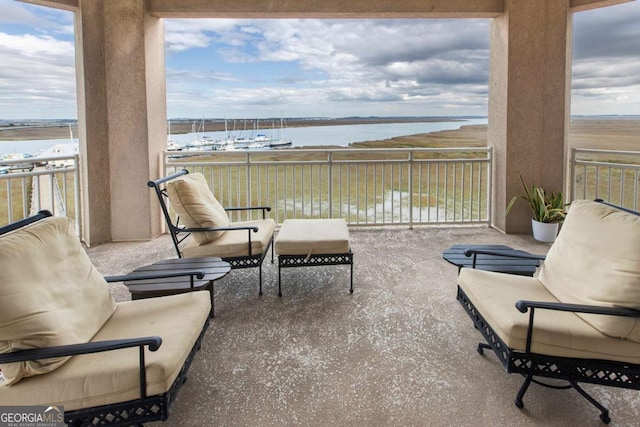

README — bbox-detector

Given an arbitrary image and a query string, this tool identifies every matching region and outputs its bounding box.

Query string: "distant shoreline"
[0,117,467,141]
[1,117,638,152]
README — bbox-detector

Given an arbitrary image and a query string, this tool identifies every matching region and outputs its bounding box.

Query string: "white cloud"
[0,32,76,118]
[164,18,492,117]
[165,31,211,52]
[0,0,639,119]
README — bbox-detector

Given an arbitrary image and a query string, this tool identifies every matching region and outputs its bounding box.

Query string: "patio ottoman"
[275,219,353,296]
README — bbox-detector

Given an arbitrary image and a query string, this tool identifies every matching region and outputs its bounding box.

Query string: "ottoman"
[275,218,353,296]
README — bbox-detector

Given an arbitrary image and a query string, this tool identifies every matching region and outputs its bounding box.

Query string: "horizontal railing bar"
[574,148,640,157]
[0,155,77,165]
[574,160,640,169]
[0,168,78,180]
[169,159,489,167]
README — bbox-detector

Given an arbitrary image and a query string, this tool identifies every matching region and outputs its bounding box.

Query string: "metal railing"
[570,148,640,211]
[0,155,81,233]
[2,147,636,235]
[164,148,493,227]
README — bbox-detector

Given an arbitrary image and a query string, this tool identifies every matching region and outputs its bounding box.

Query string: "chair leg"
[278,261,283,297]
[208,281,215,318]
[271,239,274,263]
[477,343,491,355]
[569,380,611,424]
[515,375,611,424]
[258,264,263,296]
[515,374,533,409]
[349,261,354,293]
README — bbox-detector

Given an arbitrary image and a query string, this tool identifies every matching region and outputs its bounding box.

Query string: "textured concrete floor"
[87,227,640,427]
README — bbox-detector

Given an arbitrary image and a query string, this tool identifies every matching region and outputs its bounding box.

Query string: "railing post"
[246,152,251,220]
[487,147,493,226]
[328,151,333,217]
[408,150,414,229]
[74,154,81,236]
[7,179,13,223]
[569,147,576,203]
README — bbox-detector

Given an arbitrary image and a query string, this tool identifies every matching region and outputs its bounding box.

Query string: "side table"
[442,244,544,276]
[124,257,231,317]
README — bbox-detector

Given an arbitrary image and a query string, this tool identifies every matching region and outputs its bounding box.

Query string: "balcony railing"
[164,148,493,227]
[0,155,80,233]
[570,148,640,211]
[3,147,638,235]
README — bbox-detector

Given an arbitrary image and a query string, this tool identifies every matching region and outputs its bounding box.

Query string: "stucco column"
[75,0,166,244]
[488,0,572,233]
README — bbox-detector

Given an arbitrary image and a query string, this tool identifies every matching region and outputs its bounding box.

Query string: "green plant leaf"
[506,173,566,223]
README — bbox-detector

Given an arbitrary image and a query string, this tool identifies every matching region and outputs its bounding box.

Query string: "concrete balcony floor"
[86,226,640,427]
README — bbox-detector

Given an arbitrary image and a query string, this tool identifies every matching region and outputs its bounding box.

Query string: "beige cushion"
[183,219,276,258]
[166,173,230,244]
[0,217,117,385]
[458,268,640,364]
[275,219,350,255]
[0,291,210,411]
[538,200,640,342]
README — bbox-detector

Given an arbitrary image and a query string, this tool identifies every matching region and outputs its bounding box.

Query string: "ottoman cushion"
[276,219,350,256]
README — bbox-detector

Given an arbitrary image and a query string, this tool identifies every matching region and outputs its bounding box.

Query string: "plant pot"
[531,218,560,242]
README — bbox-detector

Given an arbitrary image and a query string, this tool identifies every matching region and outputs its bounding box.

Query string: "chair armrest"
[0,337,162,364]
[181,225,259,233]
[464,249,546,261]
[516,300,640,317]
[224,206,271,219]
[0,210,53,236]
[178,225,260,256]
[225,206,271,212]
[515,299,640,353]
[0,337,162,398]
[105,270,205,283]
[147,169,188,188]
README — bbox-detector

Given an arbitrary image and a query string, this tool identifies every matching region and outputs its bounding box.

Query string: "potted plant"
[506,174,566,242]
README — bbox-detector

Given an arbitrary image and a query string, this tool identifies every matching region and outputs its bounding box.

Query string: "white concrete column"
[488,0,572,233]
[76,0,166,244]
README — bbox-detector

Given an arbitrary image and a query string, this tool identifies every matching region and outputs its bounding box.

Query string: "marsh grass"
[0,176,32,223]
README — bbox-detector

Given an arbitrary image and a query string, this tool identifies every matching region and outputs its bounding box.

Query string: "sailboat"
[268,117,293,148]
[167,120,182,151]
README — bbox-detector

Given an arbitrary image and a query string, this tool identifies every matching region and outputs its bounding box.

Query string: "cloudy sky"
[0,0,639,120]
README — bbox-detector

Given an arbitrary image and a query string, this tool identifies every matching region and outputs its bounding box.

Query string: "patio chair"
[149,169,276,295]
[456,199,640,424]
[0,211,211,425]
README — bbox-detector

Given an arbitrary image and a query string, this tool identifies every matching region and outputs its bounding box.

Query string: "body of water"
[0,118,487,156]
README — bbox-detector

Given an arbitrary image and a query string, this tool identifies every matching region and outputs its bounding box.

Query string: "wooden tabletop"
[124,257,231,296]
[442,244,543,276]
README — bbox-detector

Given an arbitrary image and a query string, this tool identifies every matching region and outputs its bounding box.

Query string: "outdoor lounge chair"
[456,199,640,424]
[0,211,211,425]
[149,169,276,295]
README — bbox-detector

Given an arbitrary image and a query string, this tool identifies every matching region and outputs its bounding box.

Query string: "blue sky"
[1,0,639,120]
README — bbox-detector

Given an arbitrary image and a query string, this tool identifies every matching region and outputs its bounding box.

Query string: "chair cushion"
[0,291,210,411]
[458,268,640,364]
[538,200,640,342]
[0,217,116,385]
[275,219,350,256]
[166,173,230,244]
[183,219,276,258]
